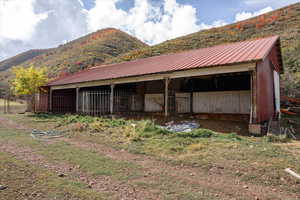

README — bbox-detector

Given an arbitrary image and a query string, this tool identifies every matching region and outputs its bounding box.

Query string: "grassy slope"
[109,3,300,93]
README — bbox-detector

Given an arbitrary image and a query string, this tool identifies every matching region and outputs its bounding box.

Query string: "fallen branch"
[285,168,300,179]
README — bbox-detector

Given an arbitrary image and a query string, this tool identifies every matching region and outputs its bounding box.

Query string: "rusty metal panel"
[175,93,190,113]
[35,92,49,112]
[48,36,280,86]
[145,94,164,112]
[193,91,250,114]
[256,59,275,122]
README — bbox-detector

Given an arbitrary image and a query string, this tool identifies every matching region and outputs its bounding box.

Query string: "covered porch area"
[49,64,256,124]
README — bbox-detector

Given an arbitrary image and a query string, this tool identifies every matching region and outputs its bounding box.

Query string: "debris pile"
[162,121,200,133]
[281,96,300,115]
[31,129,67,140]
[0,185,8,190]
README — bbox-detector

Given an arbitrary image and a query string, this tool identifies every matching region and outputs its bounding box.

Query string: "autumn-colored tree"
[11,65,48,111]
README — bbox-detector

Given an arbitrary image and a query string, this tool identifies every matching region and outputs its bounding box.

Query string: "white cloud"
[244,0,300,7]
[235,6,273,22]
[0,0,48,41]
[0,0,232,61]
[0,0,88,61]
[87,0,201,44]
[199,20,228,30]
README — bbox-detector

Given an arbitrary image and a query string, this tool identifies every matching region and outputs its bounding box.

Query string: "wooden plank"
[193,91,250,114]
[49,89,53,112]
[110,85,114,114]
[165,78,169,117]
[145,94,164,112]
[175,93,191,113]
[76,87,79,113]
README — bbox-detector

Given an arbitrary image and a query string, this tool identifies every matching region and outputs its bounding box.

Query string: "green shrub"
[60,114,95,125]
[264,135,291,143]
[134,120,171,138]
[216,133,242,141]
[175,129,215,138]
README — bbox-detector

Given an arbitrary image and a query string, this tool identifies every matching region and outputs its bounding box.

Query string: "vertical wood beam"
[164,78,169,117]
[252,70,257,123]
[110,84,115,115]
[250,73,253,124]
[49,88,53,112]
[190,79,194,114]
[76,87,79,113]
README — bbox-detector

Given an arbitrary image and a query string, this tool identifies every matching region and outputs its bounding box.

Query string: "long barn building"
[38,36,283,135]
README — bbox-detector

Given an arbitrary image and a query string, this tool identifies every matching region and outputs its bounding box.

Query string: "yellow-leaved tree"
[11,65,48,112]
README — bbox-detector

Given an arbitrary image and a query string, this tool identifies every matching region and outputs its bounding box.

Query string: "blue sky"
[0,0,299,61]
[82,0,299,24]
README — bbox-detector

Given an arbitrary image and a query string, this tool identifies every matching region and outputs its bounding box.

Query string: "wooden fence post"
[165,78,169,117]
[110,84,115,115]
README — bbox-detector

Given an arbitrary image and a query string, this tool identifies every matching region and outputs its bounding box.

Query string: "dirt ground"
[0,114,299,200]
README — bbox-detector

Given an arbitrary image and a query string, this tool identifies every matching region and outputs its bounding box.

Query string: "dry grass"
[0,98,26,114]
[2,113,300,199]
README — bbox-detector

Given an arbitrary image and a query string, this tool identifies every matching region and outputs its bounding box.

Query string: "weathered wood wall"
[193,91,250,114]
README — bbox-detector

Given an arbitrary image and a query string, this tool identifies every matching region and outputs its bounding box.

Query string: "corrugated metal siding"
[175,93,190,113]
[36,92,49,112]
[48,36,280,86]
[256,59,275,122]
[193,91,250,114]
[144,94,164,112]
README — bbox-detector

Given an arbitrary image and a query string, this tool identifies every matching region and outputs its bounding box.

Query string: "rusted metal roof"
[48,36,280,86]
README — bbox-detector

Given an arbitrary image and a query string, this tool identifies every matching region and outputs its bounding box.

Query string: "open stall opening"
[51,89,76,113]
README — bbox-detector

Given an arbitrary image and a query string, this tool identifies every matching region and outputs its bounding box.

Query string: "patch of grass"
[0,127,141,181]
[175,129,215,138]
[0,98,26,114]
[0,151,105,200]
[264,134,291,143]
[3,113,300,196]
[0,127,217,199]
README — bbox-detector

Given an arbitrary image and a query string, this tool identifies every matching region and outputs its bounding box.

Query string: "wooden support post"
[252,70,257,123]
[3,97,7,114]
[7,95,10,114]
[164,78,169,117]
[49,88,53,112]
[76,87,79,113]
[110,84,115,115]
[250,72,253,124]
[190,79,194,114]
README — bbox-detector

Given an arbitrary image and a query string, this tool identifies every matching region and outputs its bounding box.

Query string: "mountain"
[110,3,300,73]
[19,28,148,76]
[0,49,50,72]
[0,28,148,92]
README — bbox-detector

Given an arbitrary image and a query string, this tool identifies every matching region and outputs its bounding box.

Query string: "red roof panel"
[48,36,280,86]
